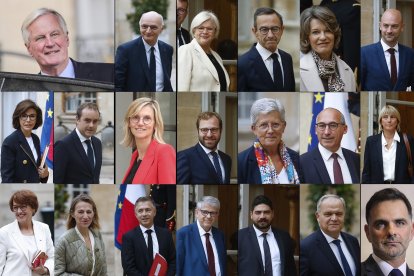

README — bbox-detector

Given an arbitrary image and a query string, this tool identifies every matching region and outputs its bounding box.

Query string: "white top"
[143,39,164,92]
[196,220,221,276]
[22,234,38,264]
[252,224,281,276]
[41,59,75,78]
[320,230,356,276]
[372,253,407,276]
[199,142,225,182]
[381,131,400,181]
[381,39,400,77]
[75,226,96,275]
[318,144,353,184]
[75,128,95,166]
[255,43,285,85]
[276,167,289,184]
[26,136,38,162]
[139,224,159,259]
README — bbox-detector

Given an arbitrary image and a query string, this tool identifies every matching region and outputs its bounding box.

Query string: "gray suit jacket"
[362,255,414,276]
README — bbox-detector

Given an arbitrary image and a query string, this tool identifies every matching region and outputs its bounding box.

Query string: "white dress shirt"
[321,230,356,276]
[318,144,353,184]
[381,39,400,77]
[372,253,407,276]
[199,142,225,182]
[26,136,38,162]
[143,39,164,91]
[381,131,400,181]
[253,224,281,276]
[139,224,159,259]
[75,128,96,166]
[196,220,221,276]
[41,59,75,78]
[255,43,285,86]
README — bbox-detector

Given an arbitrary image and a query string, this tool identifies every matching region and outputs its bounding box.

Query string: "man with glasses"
[177,196,227,276]
[177,0,190,47]
[115,11,173,92]
[238,7,295,92]
[177,111,232,184]
[299,107,360,184]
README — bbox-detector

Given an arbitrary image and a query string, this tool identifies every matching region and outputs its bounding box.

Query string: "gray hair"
[139,11,165,26]
[316,194,346,213]
[22,8,68,46]
[190,10,220,39]
[250,98,285,125]
[196,196,220,210]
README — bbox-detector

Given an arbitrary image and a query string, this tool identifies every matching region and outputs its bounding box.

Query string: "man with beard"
[238,195,297,276]
[361,9,414,91]
[301,194,360,276]
[177,111,232,184]
[362,188,414,276]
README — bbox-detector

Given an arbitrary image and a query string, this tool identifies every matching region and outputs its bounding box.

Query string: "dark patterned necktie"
[210,151,223,184]
[388,48,397,85]
[205,233,216,276]
[331,153,344,184]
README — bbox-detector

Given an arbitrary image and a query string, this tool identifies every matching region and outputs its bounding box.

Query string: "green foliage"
[126,0,169,35]
[306,185,356,232]
[54,184,69,219]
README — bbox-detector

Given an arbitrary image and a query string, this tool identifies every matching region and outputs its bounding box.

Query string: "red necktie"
[331,153,344,184]
[205,233,216,276]
[388,48,397,85]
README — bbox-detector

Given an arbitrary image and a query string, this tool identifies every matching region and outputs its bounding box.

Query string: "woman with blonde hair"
[121,97,176,184]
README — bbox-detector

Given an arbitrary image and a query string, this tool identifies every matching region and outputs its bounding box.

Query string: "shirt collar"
[318,143,345,161]
[139,224,155,234]
[320,229,343,243]
[255,42,280,61]
[41,58,75,78]
[75,128,91,143]
[381,131,400,146]
[198,142,218,155]
[252,224,272,238]
[142,37,159,53]
[196,219,212,237]
[380,39,399,52]
[372,253,407,276]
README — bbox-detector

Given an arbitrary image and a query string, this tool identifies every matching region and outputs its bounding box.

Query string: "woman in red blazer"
[121,98,176,184]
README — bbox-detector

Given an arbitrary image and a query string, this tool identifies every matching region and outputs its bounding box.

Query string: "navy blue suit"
[299,147,360,184]
[176,222,226,276]
[362,132,414,183]
[121,226,176,276]
[238,44,295,91]
[300,229,360,276]
[362,255,414,276]
[54,129,102,184]
[115,37,173,91]
[238,226,297,276]
[71,58,114,83]
[177,143,232,184]
[1,129,48,183]
[238,146,299,184]
[361,42,414,91]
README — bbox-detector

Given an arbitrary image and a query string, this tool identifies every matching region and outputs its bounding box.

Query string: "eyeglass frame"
[129,115,153,125]
[315,122,344,131]
[254,121,284,131]
[199,209,219,217]
[12,205,28,212]
[140,24,160,31]
[199,127,220,134]
[20,114,37,121]
[196,26,215,33]
[257,26,282,35]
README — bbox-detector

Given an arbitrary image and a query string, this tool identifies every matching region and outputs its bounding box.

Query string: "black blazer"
[1,129,48,183]
[177,143,232,184]
[179,27,191,45]
[71,58,114,83]
[299,147,360,184]
[54,129,102,184]
[115,37,173,92]
[238,44,296,92]
[362,254,414,276]
[238,226,297,276]
[362,132,414,183]
[300,229,360,276]
[121,226,176,276]
[238,145,299,184]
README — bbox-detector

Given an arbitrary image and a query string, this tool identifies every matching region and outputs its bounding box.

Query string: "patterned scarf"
[253,139,300,184]
[311,50,345,92]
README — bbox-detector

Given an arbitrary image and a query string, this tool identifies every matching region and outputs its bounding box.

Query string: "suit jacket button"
[23,160,28,165]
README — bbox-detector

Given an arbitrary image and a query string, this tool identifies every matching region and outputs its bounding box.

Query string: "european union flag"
[40,92,53,169]
[308,92,325,151]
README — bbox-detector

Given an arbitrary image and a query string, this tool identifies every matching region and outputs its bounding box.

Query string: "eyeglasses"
[177,8,187,15]
[258,26,281,35]
[199,128,220,134]
[315,122,344,131]
[255,122,283,131]
[199,209,218,217]
[140,25,159,31]
[196,27,215,33]
[20,114,36,121]
[12,205,27,212]
[129,115,153,125]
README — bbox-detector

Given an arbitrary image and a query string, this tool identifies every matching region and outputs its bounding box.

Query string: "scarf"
[253,139,300,184]
[311,50,345,92]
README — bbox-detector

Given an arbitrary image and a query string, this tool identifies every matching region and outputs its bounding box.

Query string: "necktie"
[146,229,153,262]
[85,140,94,169]
[210,151,223,184]
[332,240,353,276]
[262,233,273,276]
[389,269,403,276]
[177,29,185,47]
[270,53,283,90]
[149,46,156,91]
[331,153,344,184]
[205,233,216,276]
[388,48,397,86]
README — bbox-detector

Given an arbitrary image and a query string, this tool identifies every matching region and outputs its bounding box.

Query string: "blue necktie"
[332,239,353,276]
[262,233,273,276]
[210,151,223,184]
[389,269,403,276]
[270,53,283,90]
[149,46,156,91]
[85,140,94,169]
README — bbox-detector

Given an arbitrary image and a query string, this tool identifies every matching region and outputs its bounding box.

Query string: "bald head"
[139,11,164,46]
[315,108,347,152]
[380,9,404,47]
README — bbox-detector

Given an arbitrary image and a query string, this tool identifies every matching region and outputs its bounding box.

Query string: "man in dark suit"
[115,11,173,92]
[149,185,176,229]
[362,188,414,276]
[301,194,360,276]
[177,0,190,47]
[238,7,295,92]
[122,196,176,276]
[238,195,297,276]
[177,111,232,184]
[361,9,414,91]
[22,8,114,83]
[177,196,226,276]
[54,102,102,184]
[300,108,360,184]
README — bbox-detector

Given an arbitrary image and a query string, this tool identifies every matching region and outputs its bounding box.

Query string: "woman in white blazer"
[299,6,356,92]
[178,10,230,92]
[0,190,54,276]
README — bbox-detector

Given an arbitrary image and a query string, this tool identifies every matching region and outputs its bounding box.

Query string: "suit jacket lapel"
[316,230,343,274]
[136,227,152,266]
[343,149,358,183]
[195,144,220,183]
[33,221,46,253]
[300,52,324,91]
[395,134,403,177]
[273,228,286,276]
[191,223,209,268]
[10,220,31,263]
[248,226,264,270]
[341,233,358,270]
[71,130,92,174]
[133,140,158,183]
[212,227,225,273]
[313,149,332,184]
[397,45,407,88]
[364,255,385,276]
[250,46,275,88]
[218,151,229,183]
[375,135,385,179]
[17,130,37,168]
[193,40,220,83]
[375,42,392,88]
[247,147,262,183]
